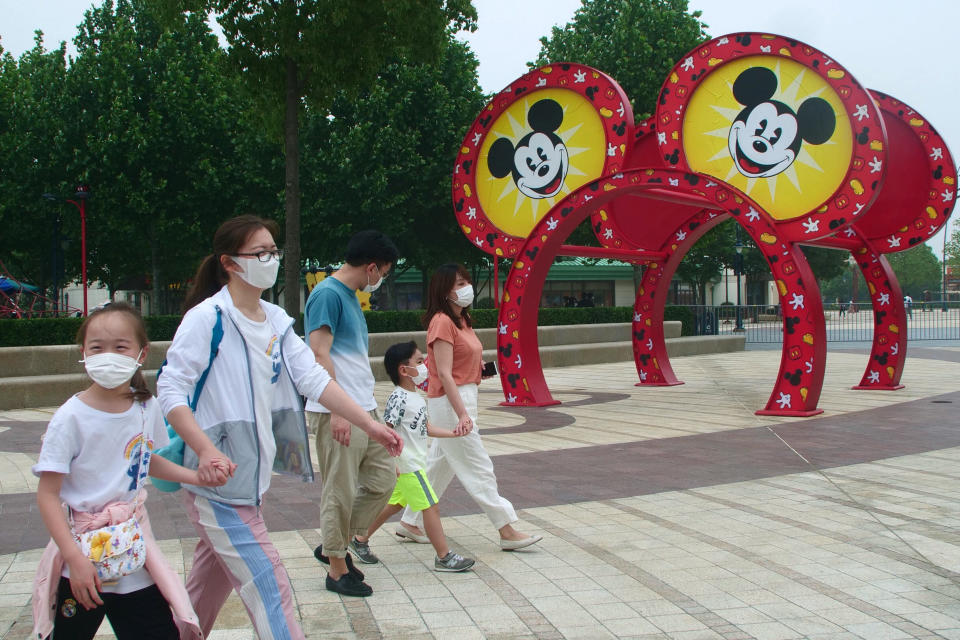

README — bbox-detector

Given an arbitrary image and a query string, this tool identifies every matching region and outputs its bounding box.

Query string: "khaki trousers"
[308,409,395,558]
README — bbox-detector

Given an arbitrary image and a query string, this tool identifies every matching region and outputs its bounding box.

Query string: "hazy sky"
[2,0,956,255]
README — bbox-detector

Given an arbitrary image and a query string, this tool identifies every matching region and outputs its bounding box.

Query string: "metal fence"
[686,302,960,343]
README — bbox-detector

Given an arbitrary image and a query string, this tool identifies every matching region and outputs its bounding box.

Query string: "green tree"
[150,0,477,321]
[533,0,707,250]
[886,244,943,299]
[675,220,729,305]
[300,32,486,304]
[818,244,942,303]
[64,0,275,311]
[0,35,73,300]
[534,0,707,120]
[675,219,849,305]
[945,226,960,267]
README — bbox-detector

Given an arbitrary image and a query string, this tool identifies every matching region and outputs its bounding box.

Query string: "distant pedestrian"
[904,294,913,318]
[838,298,846,318]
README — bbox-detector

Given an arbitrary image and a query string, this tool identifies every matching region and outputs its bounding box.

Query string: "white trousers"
[400,383,518,531]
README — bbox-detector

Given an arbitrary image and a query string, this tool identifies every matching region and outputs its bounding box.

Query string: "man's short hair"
[345,230,399,268]
[383,341,418,386]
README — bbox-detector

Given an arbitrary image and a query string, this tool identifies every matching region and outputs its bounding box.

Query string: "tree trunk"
[283,57,302,329]
[150,238,161,316]
[421,270,429,311]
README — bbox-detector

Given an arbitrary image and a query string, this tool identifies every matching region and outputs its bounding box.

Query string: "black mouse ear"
[796,97,836,144]
[732,67,778,106]
[527,99,564,132]
[487,138,516,178]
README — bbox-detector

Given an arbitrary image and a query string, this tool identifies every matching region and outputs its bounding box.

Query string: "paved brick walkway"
[2,348,960,639]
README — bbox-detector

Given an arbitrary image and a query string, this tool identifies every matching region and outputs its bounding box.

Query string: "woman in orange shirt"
[396,264,542,550]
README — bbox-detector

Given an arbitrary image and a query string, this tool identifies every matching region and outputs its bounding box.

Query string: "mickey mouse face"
[487,99,569,199]
[727,67,836,179]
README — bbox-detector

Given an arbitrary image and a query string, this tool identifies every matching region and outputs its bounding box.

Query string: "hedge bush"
[0,306,696,346]
[0,315,185,347]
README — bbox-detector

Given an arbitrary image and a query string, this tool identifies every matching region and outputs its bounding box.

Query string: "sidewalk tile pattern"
[1,349,959,638]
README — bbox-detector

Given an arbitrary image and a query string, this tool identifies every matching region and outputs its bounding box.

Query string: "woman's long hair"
[423,263,472,330]
[182,215,279,312]
[76,302,152,403]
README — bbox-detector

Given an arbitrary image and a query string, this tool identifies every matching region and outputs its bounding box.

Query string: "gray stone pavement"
[1,347,960,638]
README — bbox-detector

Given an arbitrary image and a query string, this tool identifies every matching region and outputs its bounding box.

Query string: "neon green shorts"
[388,469,438,512]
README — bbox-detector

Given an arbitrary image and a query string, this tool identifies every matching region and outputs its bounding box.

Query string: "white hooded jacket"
[157,286,330,505]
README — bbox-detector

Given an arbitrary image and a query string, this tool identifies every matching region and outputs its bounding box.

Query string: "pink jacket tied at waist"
[32,490,203,640]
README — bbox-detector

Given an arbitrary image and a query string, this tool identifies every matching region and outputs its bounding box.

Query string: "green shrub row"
[0,315,186,347]
[0,306,695,347]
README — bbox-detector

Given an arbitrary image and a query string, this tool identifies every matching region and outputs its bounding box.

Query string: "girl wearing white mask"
[157,215,401,638]
[32,302,218,640]
[396,263,542,551]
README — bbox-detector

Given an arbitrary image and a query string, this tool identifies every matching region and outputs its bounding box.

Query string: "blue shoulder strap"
[156,305,223,410]
[152,306,223,493]
[188,305,223,410]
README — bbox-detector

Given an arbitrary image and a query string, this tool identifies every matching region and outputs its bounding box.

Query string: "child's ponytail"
[129,369,152,404]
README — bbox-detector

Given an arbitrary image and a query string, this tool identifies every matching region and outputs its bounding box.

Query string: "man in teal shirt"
[305,230,400,597]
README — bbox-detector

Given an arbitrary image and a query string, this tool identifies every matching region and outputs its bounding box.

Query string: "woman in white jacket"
[157,215,402,640]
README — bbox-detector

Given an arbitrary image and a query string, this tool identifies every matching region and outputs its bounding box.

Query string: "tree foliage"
[818,244,943,302]
[946,226,960,267]
[148,0,478,320]
[675,219,849,304]
[533,0,707,248]
[0,36,72,296]
[885,244,943,298]
[0,1,277,313]
[534,0,707,120]
[300,33,486,281]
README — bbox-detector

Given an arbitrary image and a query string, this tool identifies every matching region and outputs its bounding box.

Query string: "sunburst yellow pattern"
[682,56,852,220]
[476,89,607,238]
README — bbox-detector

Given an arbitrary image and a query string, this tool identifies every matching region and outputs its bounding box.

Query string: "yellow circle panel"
[682,56,852,221]
[476,89,607,238]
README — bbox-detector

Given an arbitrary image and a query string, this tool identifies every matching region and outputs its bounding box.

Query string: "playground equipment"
[451,33,956,416]
[0,260,78,318]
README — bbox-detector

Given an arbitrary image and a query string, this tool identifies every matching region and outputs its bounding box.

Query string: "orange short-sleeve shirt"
[426,313,482,397]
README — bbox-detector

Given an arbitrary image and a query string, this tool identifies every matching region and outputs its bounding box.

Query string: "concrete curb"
[0,323,745,410]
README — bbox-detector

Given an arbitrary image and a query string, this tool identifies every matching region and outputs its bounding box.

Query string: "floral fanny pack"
[70,404,148,583]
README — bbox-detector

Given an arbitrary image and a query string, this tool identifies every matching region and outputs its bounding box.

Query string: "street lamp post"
[42,185,91,316]
[942,222,950,312]
[734,225,744,332]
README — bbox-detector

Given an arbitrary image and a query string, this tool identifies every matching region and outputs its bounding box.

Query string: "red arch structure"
[495,169,827,415]
[452,33,956,417]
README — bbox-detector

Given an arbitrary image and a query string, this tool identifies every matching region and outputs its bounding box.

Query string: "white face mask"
[407,363,428,385]
[232,255,280,290]
[362,265,383,293]
[450,284,474,308]
[81,350,143,389]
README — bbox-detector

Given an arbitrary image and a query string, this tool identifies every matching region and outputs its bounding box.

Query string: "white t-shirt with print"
[230,307,280,496]
[32,394,168,594]
[382,387,429,474]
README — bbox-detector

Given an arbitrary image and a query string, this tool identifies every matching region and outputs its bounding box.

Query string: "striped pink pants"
[182,491,304,640]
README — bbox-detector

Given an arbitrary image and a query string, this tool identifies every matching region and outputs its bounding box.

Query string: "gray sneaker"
[434,551,475,572]
[349,537,380,564]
